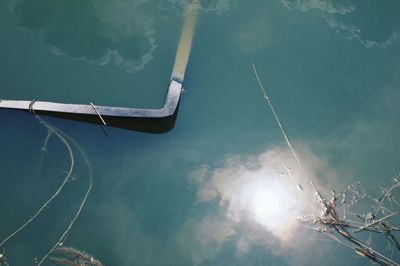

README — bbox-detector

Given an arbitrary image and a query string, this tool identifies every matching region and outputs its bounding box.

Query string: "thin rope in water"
[34,129,53,178]
[252,63,309,192]
[37,121,93,266]
[0,116,75,248]
[1,101,93,265]
[27,104,93,265]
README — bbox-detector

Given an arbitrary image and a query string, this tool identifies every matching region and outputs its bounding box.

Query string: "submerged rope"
[252,63,308,193]
[0,114,75,248]
[1,102,93,266]
[37,126,93,266]
[28,103,93,265]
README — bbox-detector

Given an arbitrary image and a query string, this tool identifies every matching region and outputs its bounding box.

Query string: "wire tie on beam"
[90,102,107,126]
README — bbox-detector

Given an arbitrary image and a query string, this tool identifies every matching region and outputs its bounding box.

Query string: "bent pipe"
[0,80,183,133]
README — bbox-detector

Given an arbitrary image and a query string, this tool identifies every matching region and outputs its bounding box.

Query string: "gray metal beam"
[0,80,183,133]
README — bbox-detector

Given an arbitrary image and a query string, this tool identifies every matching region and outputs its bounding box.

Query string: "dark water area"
[1,0,400,265]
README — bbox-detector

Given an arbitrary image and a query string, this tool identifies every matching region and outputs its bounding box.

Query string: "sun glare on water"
[196,150,314,243]
[247,175,303,240]
[252,187,283,221]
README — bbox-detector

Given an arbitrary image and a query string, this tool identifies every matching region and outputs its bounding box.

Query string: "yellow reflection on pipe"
[171,0,200,82]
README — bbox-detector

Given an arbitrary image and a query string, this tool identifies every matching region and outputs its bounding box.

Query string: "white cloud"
[188,145,342,262]
[173,215,236,265]
[322,13,400,48]
[13,0,158,73]
[278,0,400,48]
[160,0,233,15]
[277,0,354,15]
[230,14,274,52]
[87,0,158,72]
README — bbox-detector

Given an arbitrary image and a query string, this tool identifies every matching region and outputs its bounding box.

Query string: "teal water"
[1,0,400,265]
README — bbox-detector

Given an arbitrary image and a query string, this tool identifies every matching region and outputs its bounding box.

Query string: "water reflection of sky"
[1,0,400,265]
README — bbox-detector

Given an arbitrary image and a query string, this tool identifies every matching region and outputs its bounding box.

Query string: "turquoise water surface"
[1,0,400,265]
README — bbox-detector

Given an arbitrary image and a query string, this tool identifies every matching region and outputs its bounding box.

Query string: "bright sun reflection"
[194,149,313,243]
[252,188,281,219]
[247,175,302,240]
